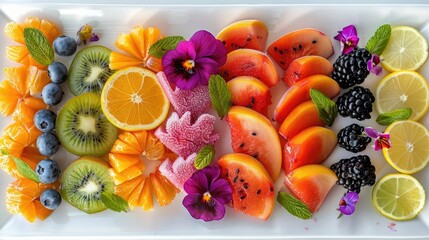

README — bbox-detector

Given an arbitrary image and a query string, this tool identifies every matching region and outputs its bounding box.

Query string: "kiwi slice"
[56,92,117,156]
[61,156,114,214]
[68,45,114,96]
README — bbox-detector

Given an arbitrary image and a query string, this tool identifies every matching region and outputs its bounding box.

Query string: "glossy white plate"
[0,2,428,239]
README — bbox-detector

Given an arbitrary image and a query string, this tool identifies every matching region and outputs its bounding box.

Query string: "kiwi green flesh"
[61,157,114,214]
[56,92,117,157]
[68,45,114,96]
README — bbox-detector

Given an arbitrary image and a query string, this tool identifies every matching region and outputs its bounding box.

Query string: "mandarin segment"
[109,26,163,72]
[139,177,154,211]
[5,17,61,69]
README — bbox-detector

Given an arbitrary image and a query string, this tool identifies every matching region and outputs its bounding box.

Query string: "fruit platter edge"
[0,2,428,239]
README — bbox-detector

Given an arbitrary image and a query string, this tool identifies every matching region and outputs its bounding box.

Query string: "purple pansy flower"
[365,127,391,151]
[334,25,360,54]
[162,30,227,90]
[338,191,359,218]
[367,54,383,76]
[182,166,232,222]
[77,24,99,45]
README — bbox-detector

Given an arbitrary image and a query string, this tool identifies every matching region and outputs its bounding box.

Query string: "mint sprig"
[101,192,129,213]
[366,24,391,55]
[376,108,412,126]
[1,149,40,183]
[277,192,312,220]
[209,74,232,119]
[310,89,337,127]
[23,28,54,66]
[194,144,215,170]
[148,36,185,58]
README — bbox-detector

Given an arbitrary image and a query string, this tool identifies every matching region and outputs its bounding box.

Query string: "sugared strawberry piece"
[158,153,197,191]
[156,71,211,121]
[155,111,220,158]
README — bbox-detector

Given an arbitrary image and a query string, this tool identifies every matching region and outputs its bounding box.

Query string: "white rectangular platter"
[0,2,428,239]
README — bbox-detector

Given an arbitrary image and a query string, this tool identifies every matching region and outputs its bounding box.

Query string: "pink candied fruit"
[158,153,197,191]
[155,111,220,158]
[156,71,211,121]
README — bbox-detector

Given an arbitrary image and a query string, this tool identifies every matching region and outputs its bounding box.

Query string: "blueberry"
[42,83,63,106]
[34,109,57,133]
[37,132,60,156]
[48,62,68,84]
[36,159,61,184]
[40,189,62,210]
[53,35,77,57]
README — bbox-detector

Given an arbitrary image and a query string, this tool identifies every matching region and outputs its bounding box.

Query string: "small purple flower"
[334,25,360,55]
[182,166,232,222]
[338,191,359,218]
[365,127,391,151]
[162,30,227,90]
[77,24,100,45]
[367,54,383,76]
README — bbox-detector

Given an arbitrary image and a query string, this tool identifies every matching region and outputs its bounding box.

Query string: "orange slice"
[109,26,163,72]
[101,67,170,131]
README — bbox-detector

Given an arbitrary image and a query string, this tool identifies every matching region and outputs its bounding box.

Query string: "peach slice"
[273,75,340,123]
[227,106,282,181]
[283,126,337,173]
[268,28,334,70]
[279,100,325,141]
[219,49,279,88]
[217,19,268,53]
[283,56,333,87]
[285,164,337,213]
[227,76,272,116]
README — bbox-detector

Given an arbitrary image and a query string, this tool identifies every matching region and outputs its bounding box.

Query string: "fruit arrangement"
[0,15,428,230]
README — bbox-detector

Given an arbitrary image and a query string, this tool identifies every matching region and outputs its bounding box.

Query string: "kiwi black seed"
[61,156,114,214]
[56,92,117,157]
[68,45,114,96]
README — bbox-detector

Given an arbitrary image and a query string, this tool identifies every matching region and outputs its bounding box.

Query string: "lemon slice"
[381,26,428,71]
[375,71,429,121]
[372,173,425,221]
[101,67,170,131]
[382,120,429,174]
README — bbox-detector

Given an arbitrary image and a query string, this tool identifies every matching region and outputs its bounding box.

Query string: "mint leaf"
[23,28,54,66]
[376,108,412,126]
[101,192,129,213]
[194,144,215,170]
[277,192,312,220]
[148,36,184,58]
[310,89,337,126]
[209,74,232,119]
[366,24,391,55]
[1,149,40,183]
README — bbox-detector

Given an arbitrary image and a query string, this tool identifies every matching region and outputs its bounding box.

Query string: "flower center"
[181,60,195,74]
[202,191,215,206]
[339,199,347,206]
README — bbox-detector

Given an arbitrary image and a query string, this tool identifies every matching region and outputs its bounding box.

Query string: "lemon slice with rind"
[382,120,429,174]
[372,173,425,221]
[381,26,428,71]
[375,71,429,121]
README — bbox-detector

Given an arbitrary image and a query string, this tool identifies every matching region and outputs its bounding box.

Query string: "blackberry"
[330,155,376,193]
[338,124,371,153]
[332,48,372,89]
[336,86,375,120]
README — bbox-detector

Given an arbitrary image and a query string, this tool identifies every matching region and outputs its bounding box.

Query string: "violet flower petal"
[364,127,380,138]
[368,54,383,76]
[182,194,226,221]
[89,33,100,42]
[200,166,221,187]
[184,170,209,195]
[346,192,359,204]
[342,25,358,40]
[190,30,227,66]
[175,41,197,60]
[194,57,219,85]
[342,43,355,55]
[208,178,232,205]
[339,203,356,215]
